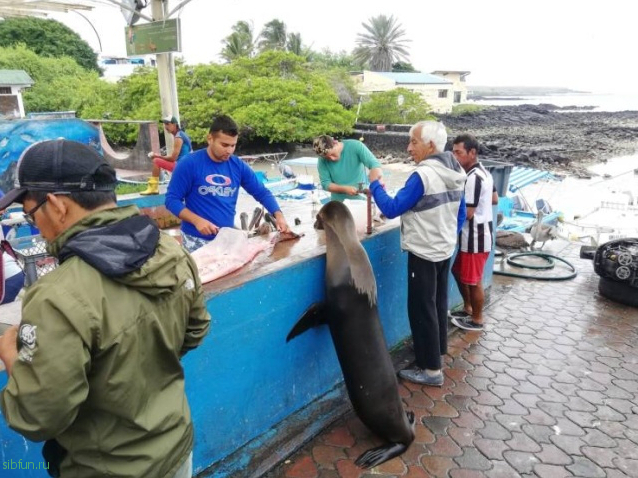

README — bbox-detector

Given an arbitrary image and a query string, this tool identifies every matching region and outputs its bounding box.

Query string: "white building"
[355,70,470,114]
[99,55,156,83]
[0,70,34,119]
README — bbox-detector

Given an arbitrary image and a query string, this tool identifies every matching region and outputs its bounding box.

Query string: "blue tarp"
[508,167,559,192]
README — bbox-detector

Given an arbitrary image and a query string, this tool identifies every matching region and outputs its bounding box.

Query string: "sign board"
[125,18,181,56]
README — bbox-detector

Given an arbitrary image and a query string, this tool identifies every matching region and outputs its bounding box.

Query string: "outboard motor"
[593,238,638,307]
[594,238,638,287]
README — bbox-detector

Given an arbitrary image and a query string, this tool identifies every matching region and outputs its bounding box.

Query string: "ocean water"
[467,92,638,112]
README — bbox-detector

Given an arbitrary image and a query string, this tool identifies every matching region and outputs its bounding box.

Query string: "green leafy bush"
[358,88,434,124]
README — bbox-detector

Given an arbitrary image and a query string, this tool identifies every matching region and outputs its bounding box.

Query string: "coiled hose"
[494,251,577,281]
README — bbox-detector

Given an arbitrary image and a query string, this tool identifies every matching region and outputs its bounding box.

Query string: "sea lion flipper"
[354,442,409,469]
[286,302,327,342]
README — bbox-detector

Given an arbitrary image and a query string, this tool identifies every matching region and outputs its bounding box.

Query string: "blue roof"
[375,72,452,85]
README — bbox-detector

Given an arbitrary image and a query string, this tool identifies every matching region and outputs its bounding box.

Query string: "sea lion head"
[314,201,355,233]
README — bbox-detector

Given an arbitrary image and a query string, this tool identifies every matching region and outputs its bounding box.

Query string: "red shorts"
[452,251,490,285]
[153,157,176,172]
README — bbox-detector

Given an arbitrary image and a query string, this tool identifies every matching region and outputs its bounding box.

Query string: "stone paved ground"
[270,242,638,478]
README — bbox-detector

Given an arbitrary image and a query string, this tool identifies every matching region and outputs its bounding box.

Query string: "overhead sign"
[125,18,181,56]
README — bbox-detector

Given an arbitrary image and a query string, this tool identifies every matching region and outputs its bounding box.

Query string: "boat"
[239,151,288,165]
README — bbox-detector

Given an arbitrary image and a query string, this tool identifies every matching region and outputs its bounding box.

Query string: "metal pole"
[151,0,177,153]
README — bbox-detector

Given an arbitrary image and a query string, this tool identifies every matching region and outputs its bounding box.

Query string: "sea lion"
[287,201,415,469]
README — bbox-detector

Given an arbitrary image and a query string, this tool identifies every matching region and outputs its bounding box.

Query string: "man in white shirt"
[450,134,498,331]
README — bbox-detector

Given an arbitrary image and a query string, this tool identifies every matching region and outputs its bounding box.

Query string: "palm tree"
[353,15,410,72]
[258,19,287,52]
[286,32,311,59]
[220,21,255,62]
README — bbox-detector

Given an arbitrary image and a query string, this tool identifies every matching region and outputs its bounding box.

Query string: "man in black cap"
[141,115,193,195]
[0,139,210,478]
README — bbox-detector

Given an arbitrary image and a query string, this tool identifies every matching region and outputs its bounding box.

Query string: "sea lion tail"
[286,302,326,342]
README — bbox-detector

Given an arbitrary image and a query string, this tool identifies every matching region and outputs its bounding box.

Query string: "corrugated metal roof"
[0,69,34,86]
[376,72,452,85]
[508,166,560,192]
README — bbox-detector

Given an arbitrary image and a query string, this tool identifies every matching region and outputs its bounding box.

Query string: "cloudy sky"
[52,0,636,93]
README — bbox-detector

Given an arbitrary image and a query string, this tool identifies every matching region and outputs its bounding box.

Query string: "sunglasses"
[23,192,71,226]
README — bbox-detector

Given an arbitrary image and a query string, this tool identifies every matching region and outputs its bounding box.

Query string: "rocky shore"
[355,104,638,178]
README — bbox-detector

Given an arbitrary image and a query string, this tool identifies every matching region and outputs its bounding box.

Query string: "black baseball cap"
[0,139,117,210]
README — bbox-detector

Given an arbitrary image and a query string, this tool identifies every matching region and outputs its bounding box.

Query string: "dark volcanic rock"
[352,104,638,177]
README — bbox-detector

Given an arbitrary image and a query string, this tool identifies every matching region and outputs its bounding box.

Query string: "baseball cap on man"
[161,115,179,124]
[0,139,117,210]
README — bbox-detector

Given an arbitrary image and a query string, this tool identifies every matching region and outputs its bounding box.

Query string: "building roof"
[0,0,94,18]
[0,70,34,86]
[431,70,471,75]
[375,72,453,85]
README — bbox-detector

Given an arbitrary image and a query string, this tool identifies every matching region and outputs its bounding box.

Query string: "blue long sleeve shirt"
[370,173,466,234]
[166,149,281,239]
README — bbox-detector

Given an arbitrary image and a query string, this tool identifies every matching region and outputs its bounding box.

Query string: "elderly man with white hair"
[368,120,466,386]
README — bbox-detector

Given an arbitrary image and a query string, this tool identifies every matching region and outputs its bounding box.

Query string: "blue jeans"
[1,272,24,304]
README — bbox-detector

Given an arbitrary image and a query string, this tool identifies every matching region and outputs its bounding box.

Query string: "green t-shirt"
[317,140,381,202]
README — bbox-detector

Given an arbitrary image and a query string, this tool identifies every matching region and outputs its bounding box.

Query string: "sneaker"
[451,316,484,331]
[398,368,444,387]
[448,310,470,319]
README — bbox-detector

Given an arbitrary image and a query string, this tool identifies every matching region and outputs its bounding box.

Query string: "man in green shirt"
[314,135,383,202]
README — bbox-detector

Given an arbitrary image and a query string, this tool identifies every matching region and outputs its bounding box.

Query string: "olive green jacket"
[2,206,210,477]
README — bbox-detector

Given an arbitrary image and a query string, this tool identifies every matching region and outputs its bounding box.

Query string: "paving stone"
[550,435,585,456]
[449,469,487,478]
[474,438,510,460]
[420,455,458,478]
[616,437,638,459]
[494,413,527,433]
[564,410,598,428]
[448,426,476,447]
[536,401,567,418]
[506,430,544,454]
[453,411,485,430]
[553,417,586,436]
[536,443,573,465]
[466,377,491,391]
[477,422,512,441]
[421,416,451,435]
[511,393,539,409]
[427,435,463,457]
[453,447,491,471]
[403,465,431,478]
[504,367,529,382]
[498,399,529,416]
[533,464,574,478]
[485,460,522,478]
[446,395,474,412]
[613,456,638,477]
[312,445,347,469]
[580,445,619,468]
[520,424,554,444]
[469,404,499,422]
[524,407,557,426]
[566,456,606,478]
[404,391,435,409]
[335,459,362,478]
[604,468,635,478]
[581,429,617,448]
[323,425,356,448]
[285,455,318,478]
[502,450,541,474]
[369,456,407,476]
[605,398,636,415]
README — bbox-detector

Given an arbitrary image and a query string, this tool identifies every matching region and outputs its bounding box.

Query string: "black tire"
[598,277,638,308]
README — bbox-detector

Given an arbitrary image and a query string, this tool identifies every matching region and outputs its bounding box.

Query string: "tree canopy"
[0,17,100,73]
[353,15,410,72]
[358,88,433,124]
[0,44,111,114]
